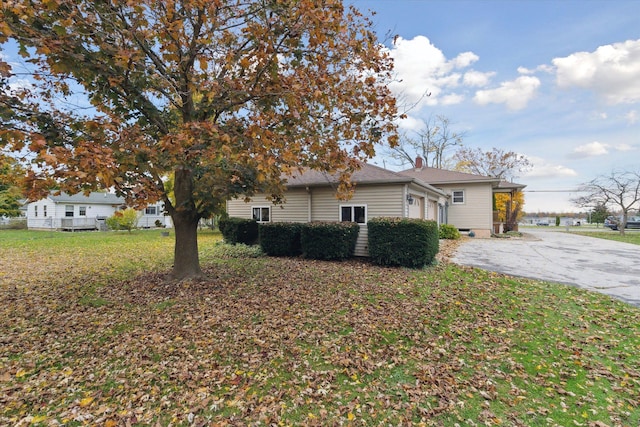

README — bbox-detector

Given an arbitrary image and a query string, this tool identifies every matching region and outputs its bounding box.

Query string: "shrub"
[439,223,461,240]
[368,217,439,268]
[218,217,258,245]
[259,222,303,256]
[212,242,264,259]
[300,222,359,261]
[106,208,139,232]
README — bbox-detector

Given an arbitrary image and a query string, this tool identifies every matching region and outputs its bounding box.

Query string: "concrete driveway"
[451,228,640,306]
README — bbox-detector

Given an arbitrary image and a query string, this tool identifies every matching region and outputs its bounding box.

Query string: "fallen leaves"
[0,232,639,426]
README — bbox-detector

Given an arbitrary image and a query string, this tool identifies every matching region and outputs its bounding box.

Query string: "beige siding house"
[399,161,526,238]
[227,161,526,254]
[226,164,448,256]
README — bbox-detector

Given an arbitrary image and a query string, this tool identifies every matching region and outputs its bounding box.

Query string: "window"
[34,205,38,217]
[252,206,270,222]
[79,206,87,216]
[145,206,157,215]
[43,205,47,217]
[340,205,366,224]
[452,190,465,204]
[65,205,74,217]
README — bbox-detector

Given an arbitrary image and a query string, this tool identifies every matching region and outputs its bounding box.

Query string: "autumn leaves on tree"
[0,0,399,279]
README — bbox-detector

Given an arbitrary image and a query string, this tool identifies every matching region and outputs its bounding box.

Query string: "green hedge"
[259,222,303,256]
[368,217,439,268]
[218,217,259,245]
[439,223,461,239]
[300,222,359,261]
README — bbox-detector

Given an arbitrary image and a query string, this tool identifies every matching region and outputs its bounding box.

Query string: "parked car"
[604,215,640,230]
[536,220,550,226]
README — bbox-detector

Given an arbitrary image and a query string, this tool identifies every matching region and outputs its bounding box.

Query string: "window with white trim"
[452,190,465,204]
[252,206,271,222]
[34,205,38,217]
[65,205,74,217]
[43,205,47,217]
[145,206,157,215]
[79,206,87,216]
[340,205,366,224]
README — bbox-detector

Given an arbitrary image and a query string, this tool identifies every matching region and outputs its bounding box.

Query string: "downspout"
[306,186,312,222]
[403,184,409,218]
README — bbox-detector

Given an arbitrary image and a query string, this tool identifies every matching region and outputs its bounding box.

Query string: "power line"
[524,189,583,193]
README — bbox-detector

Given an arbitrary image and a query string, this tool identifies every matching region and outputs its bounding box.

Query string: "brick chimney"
[415,156,424,170]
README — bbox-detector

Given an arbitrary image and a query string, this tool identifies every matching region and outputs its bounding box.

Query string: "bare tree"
[454,147,531,181]
[573,170,640,235]
[388,115,465,169]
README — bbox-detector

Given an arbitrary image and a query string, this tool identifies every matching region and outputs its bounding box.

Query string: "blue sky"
[2,1,638,213]
[353,0,640,213]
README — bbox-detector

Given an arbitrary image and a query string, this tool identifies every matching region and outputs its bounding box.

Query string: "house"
[399,157,526,236]
[227,163,449,256]
[26,192,172,231]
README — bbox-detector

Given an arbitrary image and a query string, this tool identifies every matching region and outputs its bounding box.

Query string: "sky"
[2,1,638,214]
[352,0,640,213]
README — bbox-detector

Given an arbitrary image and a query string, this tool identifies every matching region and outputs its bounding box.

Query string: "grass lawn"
[570,230,640,246]
[1,230,639,426]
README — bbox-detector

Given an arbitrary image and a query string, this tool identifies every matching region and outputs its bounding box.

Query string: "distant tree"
[454,147,531,181]
[0,155,25,217]
[573,170,640,235]
[589,203,610,227]
[388,115,465,169]
[1,0,398,280]
[106,208,140,233]
[495,190,525,232]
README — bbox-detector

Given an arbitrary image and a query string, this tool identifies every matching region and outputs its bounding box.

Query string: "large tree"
[573,170,640,235]
[0,0,398,279]
[454,147,531,181]
[388,115,464,169]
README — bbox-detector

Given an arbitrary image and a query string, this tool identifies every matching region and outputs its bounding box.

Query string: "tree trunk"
[171,167,203,280]
[172,212,202,280]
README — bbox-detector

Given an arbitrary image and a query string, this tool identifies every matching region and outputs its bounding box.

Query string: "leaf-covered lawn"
[1,230,639,426]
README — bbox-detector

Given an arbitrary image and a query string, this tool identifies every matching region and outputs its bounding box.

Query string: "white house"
[26,192,172,231]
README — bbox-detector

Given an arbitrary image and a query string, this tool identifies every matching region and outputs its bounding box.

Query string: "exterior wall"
[27,199,120,230]
[27,198,173,230]
[227,188,310,222]
[138,203,173,228]
[436,183,493,237]
[226,184,407,256]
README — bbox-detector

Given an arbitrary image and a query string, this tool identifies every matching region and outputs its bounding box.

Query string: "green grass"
[1,229,638,426]
[570,229,640,245]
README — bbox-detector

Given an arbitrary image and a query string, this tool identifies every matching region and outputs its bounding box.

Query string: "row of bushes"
[219,217,359,261]
[219,216,450,268]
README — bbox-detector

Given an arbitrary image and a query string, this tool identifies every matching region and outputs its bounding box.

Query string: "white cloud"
[552,39,640,104]
[473,76,541,110]
[463,70,495,87]
[569,141,636,158]
[387,36,482,109]
[572,141,609,158]
[523,156,578,179]
[396,115,426,132]
[614,143,635,151]
[625,110,638,124]
[441,93,464,105]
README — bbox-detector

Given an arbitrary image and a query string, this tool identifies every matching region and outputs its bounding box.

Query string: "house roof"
[285,163,448,196]
[399,166,501,185]
[399,166,526,191]
[49,192,125,205]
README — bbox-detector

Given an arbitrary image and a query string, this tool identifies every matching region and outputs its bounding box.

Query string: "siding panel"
[439,183,492,233]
